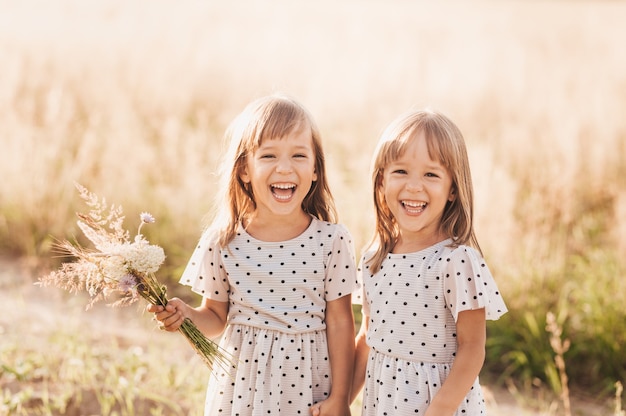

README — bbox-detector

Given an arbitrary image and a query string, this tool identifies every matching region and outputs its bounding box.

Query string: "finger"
[163,321,181,332]
[165,297,183,308]
[146,304,162,313]
[309,404,321,416]
[163,313,180,328]
[159,319,177,332]
[163,312,185,331]
[154,310,170,323]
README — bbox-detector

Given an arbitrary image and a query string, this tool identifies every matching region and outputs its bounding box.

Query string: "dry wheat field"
[1,0,625,415]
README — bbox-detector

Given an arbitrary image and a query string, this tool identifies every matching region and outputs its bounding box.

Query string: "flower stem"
[136,272,234,374]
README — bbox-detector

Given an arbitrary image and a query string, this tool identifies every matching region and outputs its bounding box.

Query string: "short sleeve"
[443,246,507,322]
[352,257,365,305]
[353,250,375,313]
[178,230,230,301]
[324,224,359,301]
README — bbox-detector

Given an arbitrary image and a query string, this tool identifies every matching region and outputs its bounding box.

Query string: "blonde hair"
[209,94,337,248]
[366,109,480,273]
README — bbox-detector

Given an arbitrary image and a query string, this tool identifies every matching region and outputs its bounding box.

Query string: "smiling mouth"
[271,183,296,200]
[402,200,426,214]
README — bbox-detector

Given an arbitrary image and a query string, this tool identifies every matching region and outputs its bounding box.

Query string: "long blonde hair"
[366,109,480,273]
[209,94,337,248]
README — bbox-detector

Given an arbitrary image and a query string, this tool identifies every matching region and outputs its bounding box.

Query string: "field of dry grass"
[0,260,613,416]
[1,0,625,414]
[1,0,625,265]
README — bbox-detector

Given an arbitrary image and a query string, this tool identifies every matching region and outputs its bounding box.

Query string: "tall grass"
[1,0,625,410]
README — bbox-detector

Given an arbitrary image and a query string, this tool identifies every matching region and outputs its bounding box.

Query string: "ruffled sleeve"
[442,245,507,322]
[323,223,359,301]
[353,250,376,316]
[352,257,365,306]
[178,230,230,301]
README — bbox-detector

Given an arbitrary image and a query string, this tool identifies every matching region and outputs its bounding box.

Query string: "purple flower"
[118,274,138,292]
[140,212,156,224]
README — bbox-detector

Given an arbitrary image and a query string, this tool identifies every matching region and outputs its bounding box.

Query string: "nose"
[275,157,293,174]
[405,176,423,192]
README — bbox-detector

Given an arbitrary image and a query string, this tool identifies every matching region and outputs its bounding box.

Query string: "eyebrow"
[390,159,445,170]
[424,162,446,171]
[257,142,312,151]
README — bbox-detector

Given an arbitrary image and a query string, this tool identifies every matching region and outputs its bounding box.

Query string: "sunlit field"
[1,0,625,414]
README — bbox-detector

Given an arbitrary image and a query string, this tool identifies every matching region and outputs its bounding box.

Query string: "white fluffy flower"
[121,241,165,274]
[101,255,130,281]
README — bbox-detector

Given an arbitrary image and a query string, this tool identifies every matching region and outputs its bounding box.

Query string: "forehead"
[387,128,444,162]
[256,122,314,149]
[388,136,447,173]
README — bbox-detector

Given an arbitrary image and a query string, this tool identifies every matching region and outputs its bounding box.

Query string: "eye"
[259,153,275,159]
[425,172,440,178]
[293,153,308,159]
[391,169,407,174]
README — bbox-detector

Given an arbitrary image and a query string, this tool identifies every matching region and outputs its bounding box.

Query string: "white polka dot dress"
[179,218,358,415]
[359,239,507,415]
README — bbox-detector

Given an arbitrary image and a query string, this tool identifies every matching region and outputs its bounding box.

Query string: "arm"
[147,297,229,338]
[351,309,369,403]
[425,308,486,416]
[312,295,355,416]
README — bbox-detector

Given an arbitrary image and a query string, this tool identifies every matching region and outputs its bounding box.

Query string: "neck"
[243,211,312,242]
[392,230,448,254]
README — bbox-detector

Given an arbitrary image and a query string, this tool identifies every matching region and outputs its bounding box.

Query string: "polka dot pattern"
[358,239,507,415]
[179,218,358,415]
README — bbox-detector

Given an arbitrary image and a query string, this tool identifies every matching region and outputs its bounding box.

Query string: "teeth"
[271,183,296,189]
[402,201,426,208]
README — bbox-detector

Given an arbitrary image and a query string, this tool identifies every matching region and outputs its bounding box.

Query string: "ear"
[312,169,318,182]
[239,165,250,184]
[448,186,457,202]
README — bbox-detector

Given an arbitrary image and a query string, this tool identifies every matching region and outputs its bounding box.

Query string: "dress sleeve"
[178,230,230,301]
[352,255,366,306]
[324,224,359,301]
[442,245,507,322]
[357,263,371,317]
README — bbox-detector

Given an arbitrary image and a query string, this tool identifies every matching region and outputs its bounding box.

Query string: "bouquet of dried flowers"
[38,183,232,373]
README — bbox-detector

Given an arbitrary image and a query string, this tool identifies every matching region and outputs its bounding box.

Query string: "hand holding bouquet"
[38,183,232,373]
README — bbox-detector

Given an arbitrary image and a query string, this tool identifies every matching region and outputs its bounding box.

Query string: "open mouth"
[271,183,296,200]
[402,200,426,214]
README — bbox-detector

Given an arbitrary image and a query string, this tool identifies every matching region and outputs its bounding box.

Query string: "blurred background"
[1,0,625,414]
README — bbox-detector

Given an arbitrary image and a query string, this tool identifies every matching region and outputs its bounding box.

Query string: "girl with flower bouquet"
[148,94,358,416]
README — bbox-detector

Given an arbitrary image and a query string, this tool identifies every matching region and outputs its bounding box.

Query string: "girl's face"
[382,130,455,248]
[240,124,318,221]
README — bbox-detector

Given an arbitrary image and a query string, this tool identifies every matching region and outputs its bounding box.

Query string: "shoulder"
[359,247,379,274]
[441,243,491,273]
[310,218,353,241]
[442,243,483,261]
[189,228,222,254]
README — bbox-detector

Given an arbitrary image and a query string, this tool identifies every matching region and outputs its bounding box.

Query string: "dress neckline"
[238,216,317,244]
[388,238,452,258]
